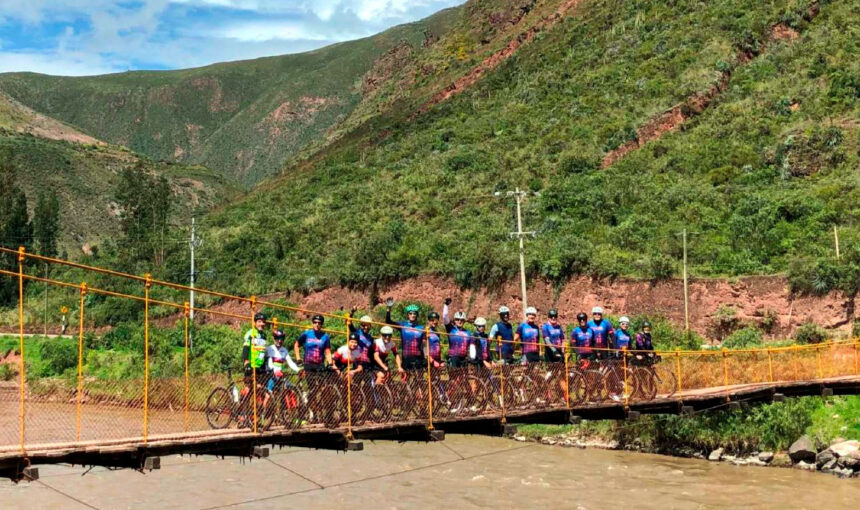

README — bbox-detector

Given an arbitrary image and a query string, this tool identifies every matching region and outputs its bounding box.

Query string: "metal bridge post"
[622,348,630,408]
[854,339,859,376]
[816,344,823,380]
[17,247,27,453]
[346,315,354,439]
[674,350,682,393]
[767,347,774,384]
[563,340,570,409]
[76,283,87,441]
[250,296,257,434]
[722,347,730,402]
[425,326,433,431]
[143,274,152,444]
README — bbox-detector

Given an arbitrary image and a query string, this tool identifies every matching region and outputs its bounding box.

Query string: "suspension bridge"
[1,247,858,481]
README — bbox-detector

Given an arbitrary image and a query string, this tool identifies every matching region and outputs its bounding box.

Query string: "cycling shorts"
[402,356,427,370]
[447,356,467,368]
[524,352,541,363]
[544,350,563,363]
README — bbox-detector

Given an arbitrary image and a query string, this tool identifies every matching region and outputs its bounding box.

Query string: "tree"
[34,191,60,257]
[115,164,171,265]
[0,161,33,305]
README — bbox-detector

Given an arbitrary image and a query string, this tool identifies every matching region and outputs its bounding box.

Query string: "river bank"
[514,395,860,479]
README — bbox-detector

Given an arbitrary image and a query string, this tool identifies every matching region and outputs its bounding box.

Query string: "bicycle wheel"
[279,386,307,429]
[633,367,657,401]
[389,374,414,420]
[258,393,277,431]
[362,381,393,423]
[658,365,678,398]
[205,387,235,429]
[567,371,587,407]
[465,375,490,415]
[582,369,606,403]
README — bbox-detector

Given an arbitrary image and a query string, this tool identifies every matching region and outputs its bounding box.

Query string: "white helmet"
[498,306,510,314]
[474,317,487,327]
[453,311,467,320]
[592,306,603,315]
[525,306,537,316]
[619,316,630,324]
[380,326,393,335]
[359,315,372,324]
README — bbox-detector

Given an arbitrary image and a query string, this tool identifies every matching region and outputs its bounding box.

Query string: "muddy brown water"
[2,435,858,509]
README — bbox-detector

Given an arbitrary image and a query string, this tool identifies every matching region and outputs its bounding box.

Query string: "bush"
[0,363,16,381]
[794,323,826,344]
[40,339,78,377]
[710,305,738,340]
[722,327,762,349]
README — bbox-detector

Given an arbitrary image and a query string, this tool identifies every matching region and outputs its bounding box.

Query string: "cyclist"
[516,307,541,363]
[489,306,515,363]
[294,314,336,375]
[263,329,300,409]
[443,299,471,368]
[348,307,375,372]
[373,325,398,384]
[242,312,269,383]
[571,312,594,363]
[541,309,565,363]
[469,317,493,370]
[333,332,364,378]
[613,316,632,359]
[426,310,444,368]
[587,306,614,360]
[633,321,657,365]
[385,300,426,371]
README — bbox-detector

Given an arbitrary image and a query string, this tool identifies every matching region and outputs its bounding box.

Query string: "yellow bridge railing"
[0,247,858,454]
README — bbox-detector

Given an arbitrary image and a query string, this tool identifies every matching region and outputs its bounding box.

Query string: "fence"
[1,246,859,454]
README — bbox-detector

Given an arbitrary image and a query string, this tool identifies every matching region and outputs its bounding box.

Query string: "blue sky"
[0,1,464,76]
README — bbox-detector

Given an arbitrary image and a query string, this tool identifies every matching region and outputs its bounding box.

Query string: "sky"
[0,0,465,76]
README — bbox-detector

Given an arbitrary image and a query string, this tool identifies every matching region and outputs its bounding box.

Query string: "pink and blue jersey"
[571,326,593,355]
[298,330,331,365]
[541,321,565,348]
[517,322,541,354]
[427,327,442,361]
[613,329,632,350]
[587,319,614,350]
[447,326,471,358]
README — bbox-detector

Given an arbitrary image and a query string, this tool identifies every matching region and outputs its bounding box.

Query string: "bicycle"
[631,353,676,400]
[205,367,271,430]
[303,367,345,428]
[263,373,308,430]
[353,370,394,424]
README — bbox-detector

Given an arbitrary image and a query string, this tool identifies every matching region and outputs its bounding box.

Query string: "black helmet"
[254,312,267,322]
[311,314,324,324]
[642,321,652,328]
[273,329,286,341]
[348,332,359,341]
[576,312,587,322]
[428,311,440,320]
[548,309,559,318]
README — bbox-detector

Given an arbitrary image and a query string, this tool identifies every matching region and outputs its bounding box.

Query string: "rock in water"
[758,451,774,463]
[788,435,816,463]
[770,453,792,468]
[837,451,860,470]
[795,460,816,471]
[816,449,836,468]
[708,448,724,461]
[829,440,859,458]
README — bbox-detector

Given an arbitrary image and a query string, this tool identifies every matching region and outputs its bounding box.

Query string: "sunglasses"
[312,321,322,325]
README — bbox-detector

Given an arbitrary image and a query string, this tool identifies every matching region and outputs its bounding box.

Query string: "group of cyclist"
[241,299,659,397]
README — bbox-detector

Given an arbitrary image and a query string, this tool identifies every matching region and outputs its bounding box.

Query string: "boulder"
[829,440,859,458]
[789,435,816,463]
[816,449,836,468]
[708,448,725,462]
[771,453,792,468]
[821,458,838,471]
[795,460,816,471]
[837,451,860,470]
[758,451,774,463]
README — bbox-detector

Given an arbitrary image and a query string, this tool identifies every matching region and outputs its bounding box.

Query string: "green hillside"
[190,0,860,297]
[0,94,239,253]
[0,9,461,188]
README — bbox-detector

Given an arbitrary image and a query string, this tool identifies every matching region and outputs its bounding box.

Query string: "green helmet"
[405,304,420,313]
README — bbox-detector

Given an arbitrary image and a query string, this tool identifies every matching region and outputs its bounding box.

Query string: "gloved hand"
[243,365,253,377]
[444,297,452,305]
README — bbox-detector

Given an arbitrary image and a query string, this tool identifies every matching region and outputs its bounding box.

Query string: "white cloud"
[0,51,120,76]
[217,21,345,42]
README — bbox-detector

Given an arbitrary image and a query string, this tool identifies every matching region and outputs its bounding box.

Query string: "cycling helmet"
[348,332,359,341]
[405,304,420,313]
[592,306,603,315]
[380,326,394,336]
[548,309,559,318]
[428,311,440,320]
[498,306,510,314]
[311,314,324,324]
[619,316,630,324]
[525,306,537,316]
[642,321,652,328]
[273,329,286,341]
[576,312,588,322]
[474,317,487,327]
[453,311,467,321]
[254,312,267,322]
[359,315,372,325]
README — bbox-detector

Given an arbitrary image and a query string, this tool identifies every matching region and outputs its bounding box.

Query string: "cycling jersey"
[333,345,361,371]
[490,321,515,358]
[266,345,299,374]
[425,326,442,361]
[355,329,374,364]
[613,329,632,350]
[571,326,593,355]
[386,310,424,358]
[470,332,491,364]
[298,329,331,365]
[374,337,397,364]
[541,321,565,349]
[447,325,471,358]
[587,319,614,350]
[635,332,653,350]
[517,322,541,354]
[242,327,267,369]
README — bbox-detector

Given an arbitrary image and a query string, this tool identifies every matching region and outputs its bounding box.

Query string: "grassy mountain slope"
[0,93,239,252]
[193,0,860,297]
[0,9,460,188]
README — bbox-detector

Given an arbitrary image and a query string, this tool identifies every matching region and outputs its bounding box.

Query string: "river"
[2,435,858,509]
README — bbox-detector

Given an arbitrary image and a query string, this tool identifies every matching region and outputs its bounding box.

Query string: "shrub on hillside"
[722,327,763,349]
[794,323,826,344]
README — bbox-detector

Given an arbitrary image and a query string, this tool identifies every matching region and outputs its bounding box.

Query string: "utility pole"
[44,263,48,336]
[189,218,203,350]
[682,228,689,336]
[834,226,840,260]
[495,188,538,319]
